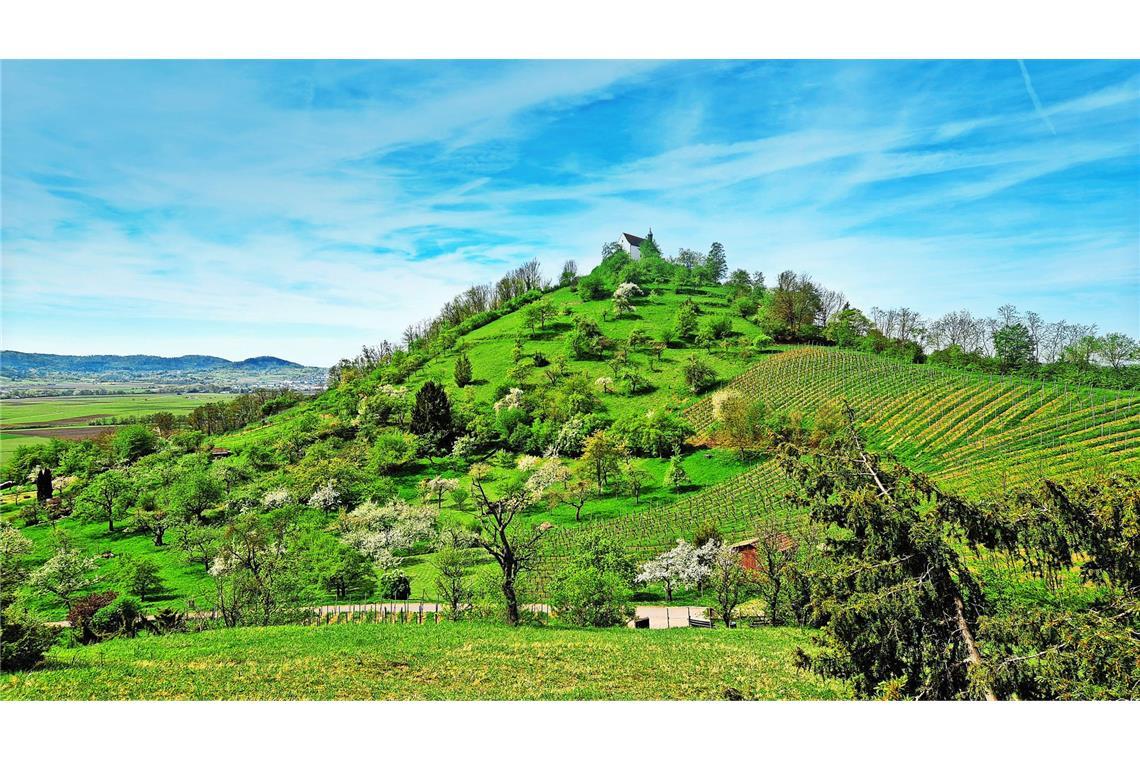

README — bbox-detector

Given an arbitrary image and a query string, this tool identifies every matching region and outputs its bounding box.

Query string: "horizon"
[2,59,1138,366]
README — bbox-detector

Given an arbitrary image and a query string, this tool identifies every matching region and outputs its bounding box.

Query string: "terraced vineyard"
[684,347,1140,495]
[535,459,804,582]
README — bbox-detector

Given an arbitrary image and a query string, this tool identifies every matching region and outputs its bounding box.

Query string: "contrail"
[1018,60,1057,135]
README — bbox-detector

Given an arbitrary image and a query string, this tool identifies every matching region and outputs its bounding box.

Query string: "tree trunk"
[502,577,520,626]
[953,593,997,702]
[154,527,165,546]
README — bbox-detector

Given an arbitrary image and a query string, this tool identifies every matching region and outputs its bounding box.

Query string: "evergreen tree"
[454,353,473,387]
[410,381,455,455]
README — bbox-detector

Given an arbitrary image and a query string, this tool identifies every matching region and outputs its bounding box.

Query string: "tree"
[1061,334,1101,365]
[28,543,97,612]
[824,307,873,348]
[683,354,716,394]
[112,424,159,464]
[433,546,472,620]
[777,405,998,700]
[763,271,822,339]
[1,521,35,609]
[579,430,626,493]
[726,268,753,295]
[1096,332,1138,369]
[620,461,651,504]
[559,260,578,287]
[118,556,163,601]
[993,323,1035,370]
[566,316,606,359]
[663,454,691,491]
[751,521,796,625]
[169,468,223,522]
[612,282,643,315]
[76,470,133,532]
[453,353,473,387]
[317,542,376,600]
[177,522,221,571]
[703,242,727,283]
[672,300,699,342]
[675,248,703,272]
[635,539,710,602]
[708,542,751,627]
[471,484,548,625]
[713,390,767,458]
[410,381,454,456]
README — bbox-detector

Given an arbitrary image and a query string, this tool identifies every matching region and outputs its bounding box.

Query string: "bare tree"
[816,288,848,326]
[471,484,548,625]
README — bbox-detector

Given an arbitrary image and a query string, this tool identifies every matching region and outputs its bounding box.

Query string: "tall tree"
[703,242,727,283]
[410,381,455,456]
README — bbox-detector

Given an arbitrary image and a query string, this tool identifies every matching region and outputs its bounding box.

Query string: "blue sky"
[2,60,1137,366]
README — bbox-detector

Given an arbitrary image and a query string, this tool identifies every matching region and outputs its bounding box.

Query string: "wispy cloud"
[2,60,1137,364]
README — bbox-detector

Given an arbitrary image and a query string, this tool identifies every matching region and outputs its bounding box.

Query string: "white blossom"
[493,387,525,412]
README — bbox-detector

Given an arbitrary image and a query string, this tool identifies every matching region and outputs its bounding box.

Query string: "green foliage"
[993,323,1036,370]
[612,409,693,458]
[379,571,411,601]
[823,308,872,348]
[565,315,607,360]
[316,542,376,601]
[370,430,418,475]
[453,353,473,387]
[410,381,454,456]
[576,274,608,301]
[117,556,163,601]
[663,454,691,491]
[89,594,144,639]
[549,535,635,627]
[0,604,57,672]
[111,424,159,464]
[683,354,717,394]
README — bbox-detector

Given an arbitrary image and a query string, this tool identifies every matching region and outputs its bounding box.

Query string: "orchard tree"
[579,430,626,493]
[664,454,691,491]
[433,546,472,620]
[76,470,133,532]
[708,542,751,627]
[471,483,548,626]
[683,354,717,394]
[635,539,710,602]
[28,542,98,612]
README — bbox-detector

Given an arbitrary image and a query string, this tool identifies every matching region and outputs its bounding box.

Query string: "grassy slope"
[0,622,849,700]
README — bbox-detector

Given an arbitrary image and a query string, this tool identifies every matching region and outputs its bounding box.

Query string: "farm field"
[0,622,849,700]
[0,393,234,465]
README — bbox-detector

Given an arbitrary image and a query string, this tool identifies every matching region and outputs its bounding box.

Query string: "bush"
[119,556,164,600]
[550,568,632,627]
[67,591,119,643]
[0,604,57,672]
[379,571,411,600]
[703,314,734,340]
[90,595,144,639]
[576,275,608,301]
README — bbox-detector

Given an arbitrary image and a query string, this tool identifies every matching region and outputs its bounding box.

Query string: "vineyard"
[684,347,1140,495]
[535,459,804,580]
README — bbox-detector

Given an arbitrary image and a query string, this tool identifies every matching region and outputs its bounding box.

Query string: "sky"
[2,60,1138,367]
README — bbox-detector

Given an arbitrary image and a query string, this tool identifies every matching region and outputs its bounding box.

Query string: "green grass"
[0,393,234,465]
[409,284,775,417]
[0,621,850,700]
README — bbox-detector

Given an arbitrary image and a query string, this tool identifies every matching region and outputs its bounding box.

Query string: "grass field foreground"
[0,622,849,700]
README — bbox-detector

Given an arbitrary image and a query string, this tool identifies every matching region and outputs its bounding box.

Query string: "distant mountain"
[0,351,309,376]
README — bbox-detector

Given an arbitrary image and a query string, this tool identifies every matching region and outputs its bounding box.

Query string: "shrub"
[90,595,144,639]
[576,275,608,301]
[550,568,632,627]
[704,314,734,340]
[379,571,411,600]
[0,604,57,672]
[67,591,119,642]
[454,353,473,387]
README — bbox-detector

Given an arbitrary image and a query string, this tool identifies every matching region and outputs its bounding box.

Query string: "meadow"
[0,393,234,465]
[0,622,849,700]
